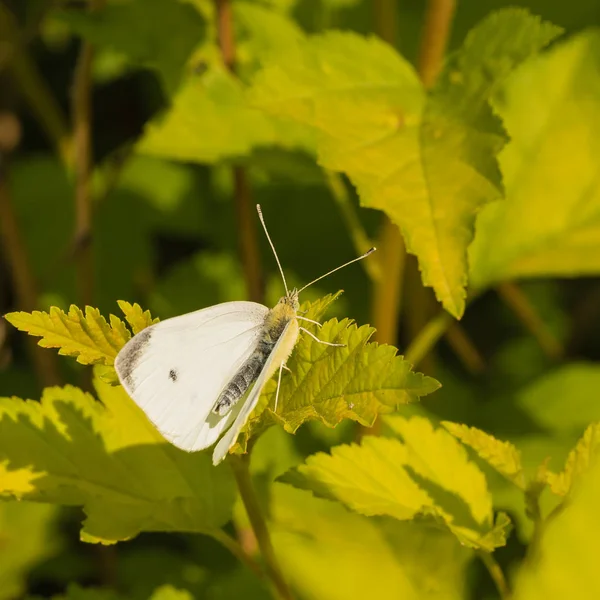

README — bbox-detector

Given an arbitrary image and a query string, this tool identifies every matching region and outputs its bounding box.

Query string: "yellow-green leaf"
[470,30,600,289]
[442,421,525,489]
[282,416,503,550]
[270,484,471,600]
[251,11,560,317]
[513,453,600,600]
[546,423,600,497]
[4,306,130,366]
[138,66,313,164]
[150,586,194,600]
[516,363,600,434]
[0,375,236,543]
[240,297,440,449]
[117,300,159,335]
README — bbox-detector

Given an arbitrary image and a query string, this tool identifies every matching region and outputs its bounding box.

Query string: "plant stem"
[417,0,457,88]
[234,166,263,302]
[211,528,266,581]
[230,455,293,600]
[0,141,62,387]
[215,0,263,302]
[71,37,95,308]
[404,310,453,368]
[71,0,106,308]
[497,282,563,360]
[445,322,486,374]
[369,0,404,348]
[478,551,511,600]
[0,4,71,165]
[324,170,380,282]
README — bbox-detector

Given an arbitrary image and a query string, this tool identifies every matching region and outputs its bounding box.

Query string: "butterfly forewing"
[115,301,269,452]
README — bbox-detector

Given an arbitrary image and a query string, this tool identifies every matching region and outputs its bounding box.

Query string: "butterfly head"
[280,288,299,311]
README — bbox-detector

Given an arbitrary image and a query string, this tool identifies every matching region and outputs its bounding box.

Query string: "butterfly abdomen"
[213,338,273,415]
[212,300,298,416]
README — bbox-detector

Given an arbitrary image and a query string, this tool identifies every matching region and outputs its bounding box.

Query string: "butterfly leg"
[299,326,345,347]
[297,316,322,327]
[274,361,284,413]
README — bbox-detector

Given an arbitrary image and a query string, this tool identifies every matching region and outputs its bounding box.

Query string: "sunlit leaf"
[4,306,130,366]
[138,67,313,164]
[251,10,560,317]
[0,377,236,543]
[117,301,159,335]
[546,423,600,497]
[282,416,504,550]
[239,298,440,449]
[442,422,525,489]
[270,484,471,600]
[470,30,600,289]
[512,454,600,600]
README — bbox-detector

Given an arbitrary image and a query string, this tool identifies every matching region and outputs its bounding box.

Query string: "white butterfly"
[115,205,375,465]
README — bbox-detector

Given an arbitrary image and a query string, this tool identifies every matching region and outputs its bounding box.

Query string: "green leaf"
[0,376,236,543]
[4,306,130,366]
[138,66,313,164]
[282,416,504,550]
[234,1,305,65]
[117,301,159,335]
[0,502,58,600]
[546,423,600,497]
[239,297,440,449]
[470,30,600,290]
[517,363,600,434]
[251,11,560,317]
[512,453,600,600]
[442,421,526,489]
[270,484,471,600]
[57,0,205,93]
[150,586,194,600]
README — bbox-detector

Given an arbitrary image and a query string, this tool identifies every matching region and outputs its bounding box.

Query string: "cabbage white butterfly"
[115,205,375,465]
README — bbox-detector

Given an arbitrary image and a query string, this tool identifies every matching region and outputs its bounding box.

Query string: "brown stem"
[231,455,294,600]
[497,282,563,360]
[368,0,405,350]
[234,167,263,302]
[71,39,95,307]
[0,146,62,386]
[371,220,405,345]
[211,528,266,580]
[215,0,263,302]
[0,4,71,165]
[417,0,457,88]
[445,322,486,374]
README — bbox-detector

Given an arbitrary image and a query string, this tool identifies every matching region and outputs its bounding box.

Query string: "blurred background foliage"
[1,0,600,598]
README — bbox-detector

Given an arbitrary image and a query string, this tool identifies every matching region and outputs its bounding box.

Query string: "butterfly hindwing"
[212,317,299,464]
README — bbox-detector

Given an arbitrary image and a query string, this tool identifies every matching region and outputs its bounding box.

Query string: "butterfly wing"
[115,301,269,452]
[212,318,299,465]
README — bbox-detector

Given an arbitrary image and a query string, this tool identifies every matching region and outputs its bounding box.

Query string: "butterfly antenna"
[298,247,377,293]
[256,204,289,295]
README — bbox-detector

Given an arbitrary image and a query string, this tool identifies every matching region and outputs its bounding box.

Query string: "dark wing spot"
[169,369,178,382]
[115,328,153,386]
